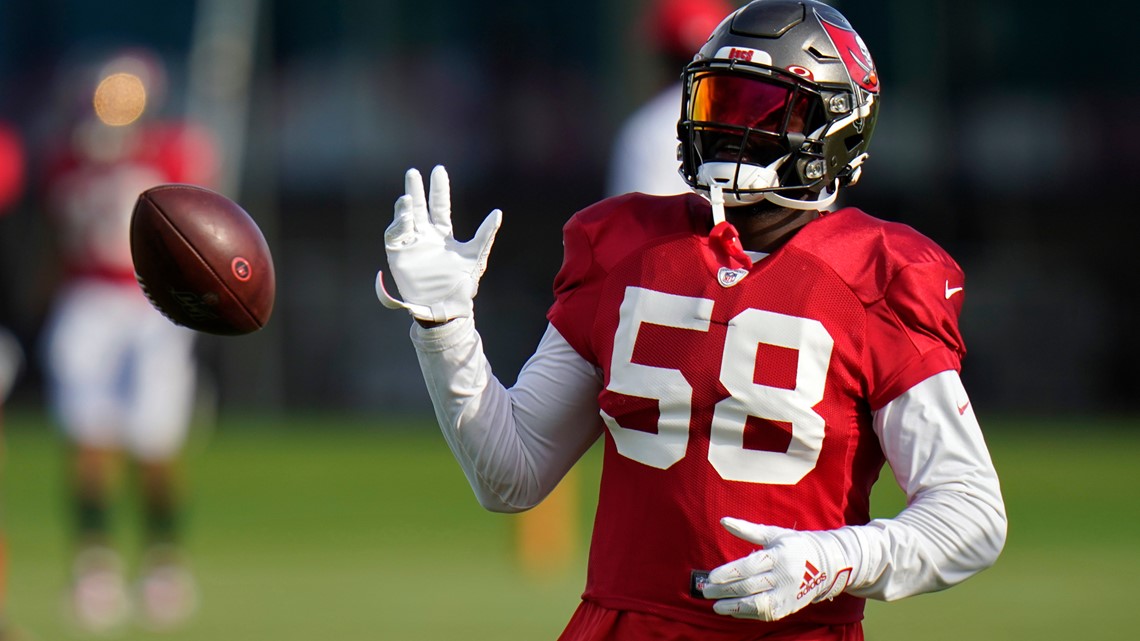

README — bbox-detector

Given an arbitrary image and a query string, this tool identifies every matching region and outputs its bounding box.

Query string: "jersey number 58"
[601,286,834,485]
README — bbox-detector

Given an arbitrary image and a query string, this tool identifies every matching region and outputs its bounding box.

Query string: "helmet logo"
[819,19,879,93]
[787,65,814,81]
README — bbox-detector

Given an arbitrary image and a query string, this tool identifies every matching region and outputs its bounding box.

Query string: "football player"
[39,48,215,633]
[376,1,1006,639]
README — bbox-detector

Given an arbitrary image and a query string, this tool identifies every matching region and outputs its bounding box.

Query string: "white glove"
[375,165,502,323]
[702,517,853,621]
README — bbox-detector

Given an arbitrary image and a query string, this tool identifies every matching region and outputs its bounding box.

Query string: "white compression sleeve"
[410,318,603,512]
[831,369,1008,601]
[411,320,1005,596]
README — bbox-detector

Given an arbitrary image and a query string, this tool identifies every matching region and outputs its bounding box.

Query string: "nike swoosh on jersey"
[944,280,964,299]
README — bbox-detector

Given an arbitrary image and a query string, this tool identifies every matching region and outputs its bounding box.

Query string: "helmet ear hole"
[844,133,864,153]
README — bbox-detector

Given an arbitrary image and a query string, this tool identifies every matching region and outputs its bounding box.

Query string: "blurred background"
[0,0,1135,415]
[0,1,1136,640]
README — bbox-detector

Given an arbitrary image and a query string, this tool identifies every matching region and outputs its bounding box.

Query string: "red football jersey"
[547,193,965,633]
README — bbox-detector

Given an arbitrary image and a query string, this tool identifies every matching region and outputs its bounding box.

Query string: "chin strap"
[709,181,726,226]
[762,179,839,210]
[707,183,752,270]
[696,158,842,212]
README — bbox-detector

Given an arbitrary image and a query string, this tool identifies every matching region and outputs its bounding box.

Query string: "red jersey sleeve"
[865,256,966,410]
[546,193,708,367]
[548,214,602,365]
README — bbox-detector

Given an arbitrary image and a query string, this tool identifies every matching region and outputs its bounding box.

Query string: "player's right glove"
[375,165,502,323]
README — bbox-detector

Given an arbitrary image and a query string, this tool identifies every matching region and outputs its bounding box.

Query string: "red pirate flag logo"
[819,18,879,93]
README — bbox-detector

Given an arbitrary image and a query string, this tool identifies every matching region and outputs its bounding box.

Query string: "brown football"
[130,184,275,335]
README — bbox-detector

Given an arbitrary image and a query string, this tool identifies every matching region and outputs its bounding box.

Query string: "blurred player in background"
[607,0,734,197]
[377,1,1006,639]
[38,48,218,634]
[0,118,26,641]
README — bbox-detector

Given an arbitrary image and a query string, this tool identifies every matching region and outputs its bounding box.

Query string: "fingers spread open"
[385,194,417,247]
[428,165,453,234]
[404,168,430,228]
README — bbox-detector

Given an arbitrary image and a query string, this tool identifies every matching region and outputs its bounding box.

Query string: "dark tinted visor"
[689,71,823,135]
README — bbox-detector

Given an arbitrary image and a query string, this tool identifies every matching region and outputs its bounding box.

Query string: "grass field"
[2,409,1137,640]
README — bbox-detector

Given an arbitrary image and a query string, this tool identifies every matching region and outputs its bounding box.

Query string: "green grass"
[863,420,1140,641]
[2,409,1138,640]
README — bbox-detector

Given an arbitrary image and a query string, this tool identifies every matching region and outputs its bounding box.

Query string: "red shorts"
[556,601,864,641]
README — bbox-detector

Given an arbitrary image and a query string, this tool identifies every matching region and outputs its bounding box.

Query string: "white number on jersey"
[601,286,834,485]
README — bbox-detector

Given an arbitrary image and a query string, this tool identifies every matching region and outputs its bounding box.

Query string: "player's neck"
[725,204,820,253]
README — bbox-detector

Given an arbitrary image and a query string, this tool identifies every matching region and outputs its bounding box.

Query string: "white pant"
[43,280,197,461]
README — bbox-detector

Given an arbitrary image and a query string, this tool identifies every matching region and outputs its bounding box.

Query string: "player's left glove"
[702,517,853,622]
[375,165,502,323]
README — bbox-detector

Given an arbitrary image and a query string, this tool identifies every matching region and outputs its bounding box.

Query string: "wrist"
[816,527,861,598]
[410,315,476,353]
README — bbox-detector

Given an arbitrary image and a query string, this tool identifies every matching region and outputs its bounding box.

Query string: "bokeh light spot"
[93,72,147,126]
